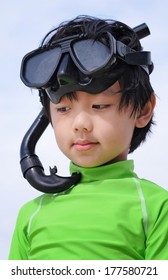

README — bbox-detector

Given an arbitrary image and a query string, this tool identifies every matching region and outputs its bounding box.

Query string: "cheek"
[115,119,136,145]
[53,124,63,143]
[52,122,69,152]
[98,117,135,144]
[51,119,61,140]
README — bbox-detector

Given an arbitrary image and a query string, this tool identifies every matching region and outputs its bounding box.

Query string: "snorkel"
[20,22,152,193]
[20,108,81,193]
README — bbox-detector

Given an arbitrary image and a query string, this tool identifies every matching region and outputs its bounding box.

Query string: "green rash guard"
[9,160,168,260]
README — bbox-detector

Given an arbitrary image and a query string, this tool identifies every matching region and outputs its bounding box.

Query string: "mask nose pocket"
[57,54,79,86]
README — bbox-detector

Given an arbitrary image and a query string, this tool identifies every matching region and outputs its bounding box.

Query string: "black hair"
[40,15,155,153]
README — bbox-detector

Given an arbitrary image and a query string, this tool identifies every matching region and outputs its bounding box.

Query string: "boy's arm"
[8,225,29,260]
[145,195,168,260]
[8,204,31,260]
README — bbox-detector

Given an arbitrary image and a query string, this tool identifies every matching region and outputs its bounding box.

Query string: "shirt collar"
[70,160,138,183]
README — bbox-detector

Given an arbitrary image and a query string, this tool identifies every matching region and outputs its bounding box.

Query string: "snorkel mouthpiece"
[20,109,81,193]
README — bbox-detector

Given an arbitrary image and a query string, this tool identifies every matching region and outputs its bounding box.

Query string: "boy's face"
[50,81,138,167]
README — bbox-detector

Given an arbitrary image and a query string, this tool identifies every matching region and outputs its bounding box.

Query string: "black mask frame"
[20,23,152,193]
[21,29,152,104]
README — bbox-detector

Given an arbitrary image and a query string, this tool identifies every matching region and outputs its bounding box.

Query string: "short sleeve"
[8,207,30,260]
[145,192,168,260]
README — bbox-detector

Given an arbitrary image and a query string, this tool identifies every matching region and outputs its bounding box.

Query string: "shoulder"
[139,178,168,198]
[19,194,45,212]
[132,177,168,211]
[16,194,52,225]
[135,178,168,217]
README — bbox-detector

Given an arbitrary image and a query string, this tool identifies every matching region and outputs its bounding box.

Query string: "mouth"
[73,140,99,151]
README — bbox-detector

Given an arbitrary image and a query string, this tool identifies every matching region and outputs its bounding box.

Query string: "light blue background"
[1,0,168,259]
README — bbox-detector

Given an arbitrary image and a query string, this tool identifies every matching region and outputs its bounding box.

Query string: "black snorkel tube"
[20,109,81,193]
[20,23,151,193]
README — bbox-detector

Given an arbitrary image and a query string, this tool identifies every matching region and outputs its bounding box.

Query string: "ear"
[135,94,156,128]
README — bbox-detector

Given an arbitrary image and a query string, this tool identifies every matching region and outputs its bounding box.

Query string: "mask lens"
[72,39,112,74]
[21,47,62,87]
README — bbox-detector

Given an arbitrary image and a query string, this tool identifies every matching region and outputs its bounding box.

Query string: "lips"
[73,140,98,151]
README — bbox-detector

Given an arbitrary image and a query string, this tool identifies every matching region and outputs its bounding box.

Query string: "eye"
[56,107,70,113]
[92,104,111,110]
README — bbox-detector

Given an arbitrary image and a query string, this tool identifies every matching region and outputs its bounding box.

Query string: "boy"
[9,16,168,260]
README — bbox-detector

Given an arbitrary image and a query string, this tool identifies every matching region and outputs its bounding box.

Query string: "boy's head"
[21,15,155,154]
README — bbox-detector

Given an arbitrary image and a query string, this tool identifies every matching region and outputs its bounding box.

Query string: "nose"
[57,54,78,86]
[72,111,93,133]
